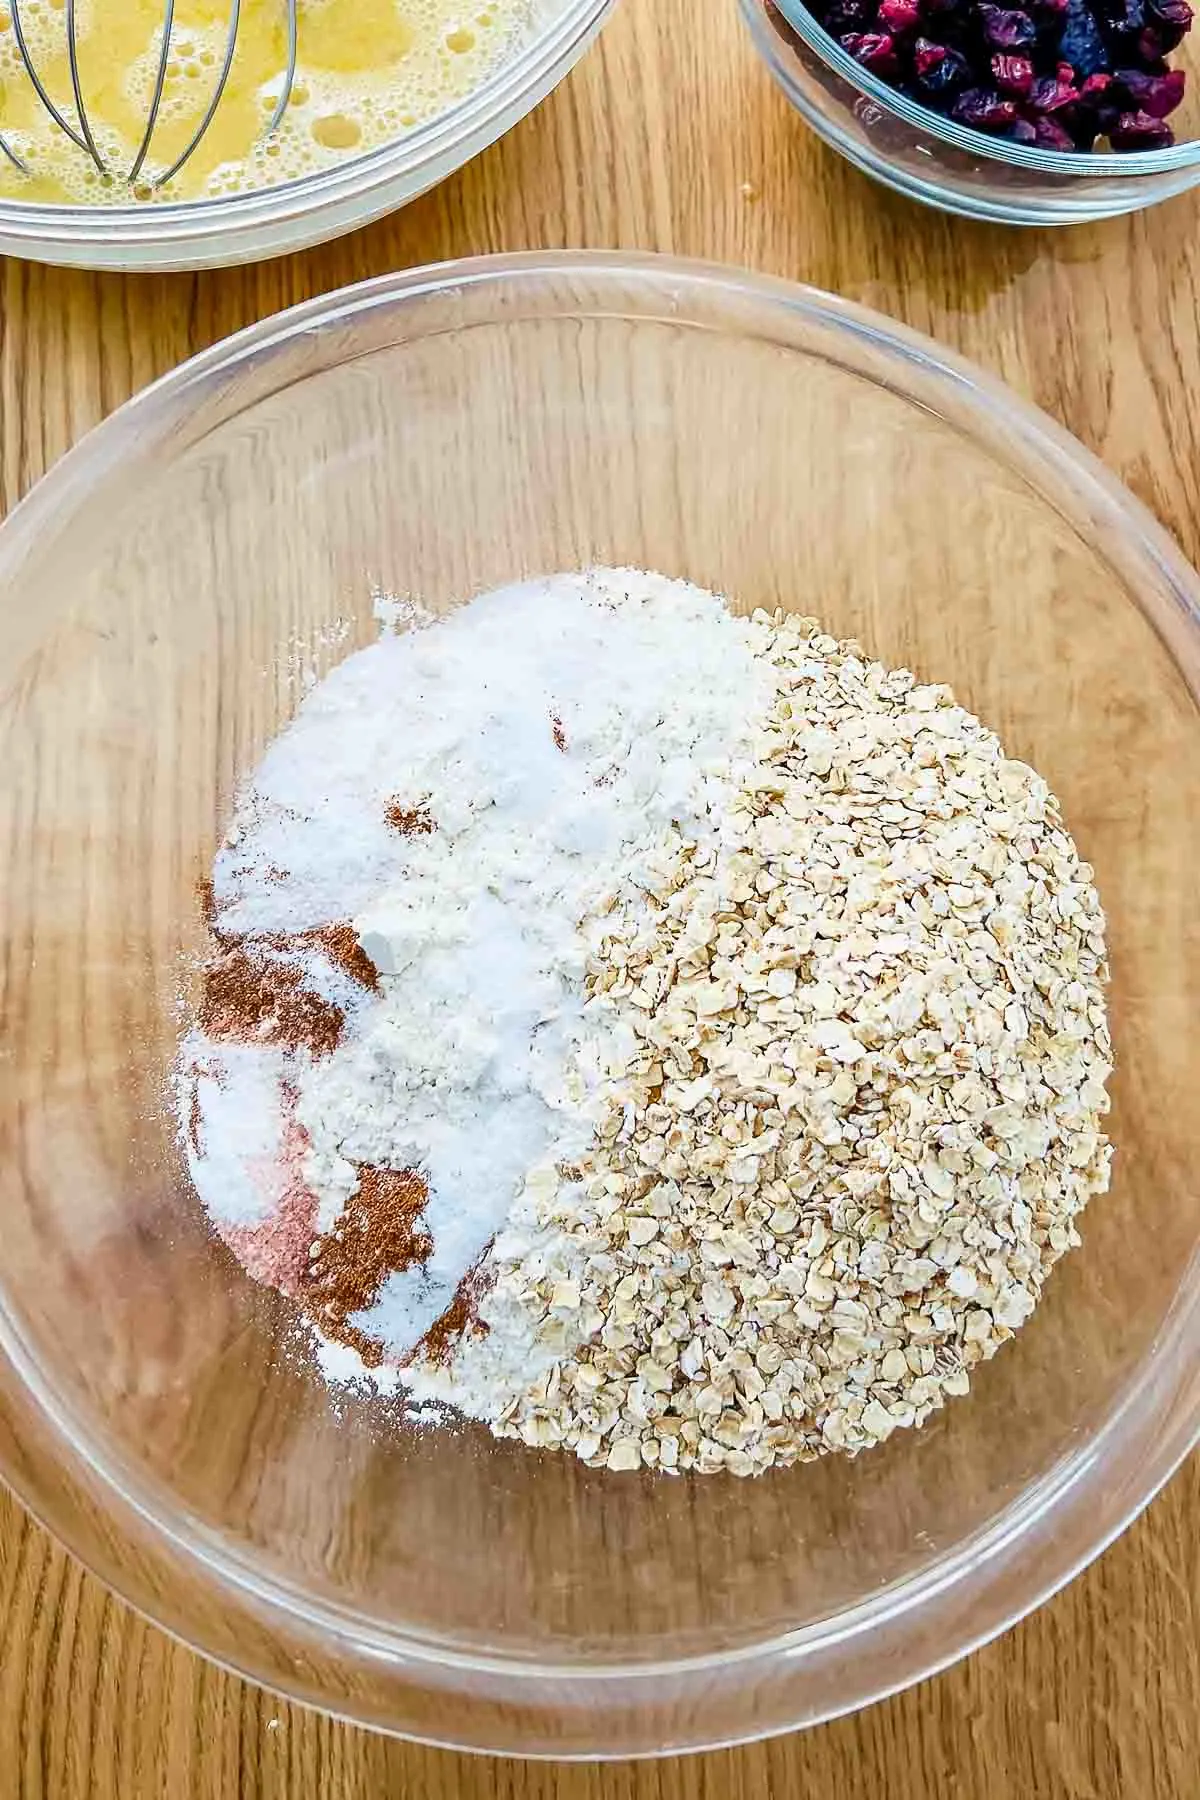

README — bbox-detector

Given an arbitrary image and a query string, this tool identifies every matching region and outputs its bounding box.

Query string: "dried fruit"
[952,85,1020,125]
[979,3,1039,44]
[1112,63,1186,111]
[848,27,903,67]
[916,38,973,89]
[878,0,922,29]
[992,51,1036,90]
[1058,0,1111,74]
[1032,111,1079,141]
[1029,71,1082,107]
[800,0,1190,147]
[1108,103,1175,139]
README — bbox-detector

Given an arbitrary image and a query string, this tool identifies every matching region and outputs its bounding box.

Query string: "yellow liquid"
[0,0,529,203]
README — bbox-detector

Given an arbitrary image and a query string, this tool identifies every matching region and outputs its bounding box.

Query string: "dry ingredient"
[180,568,1113,1476]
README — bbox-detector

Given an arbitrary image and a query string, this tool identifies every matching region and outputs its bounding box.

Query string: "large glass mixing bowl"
[0,253,1197,1757]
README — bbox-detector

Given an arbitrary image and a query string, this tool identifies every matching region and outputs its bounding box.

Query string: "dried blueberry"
[1058,0,1110,73]
[1097,0,1144,34]
[824,0,873,32]
[1008,113,1041,135]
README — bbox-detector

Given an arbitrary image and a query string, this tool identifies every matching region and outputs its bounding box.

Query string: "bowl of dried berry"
[0,254,1198,1756]
[742,0,1200,220]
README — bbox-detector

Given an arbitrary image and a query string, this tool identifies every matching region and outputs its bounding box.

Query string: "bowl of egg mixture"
[0,0,612,267]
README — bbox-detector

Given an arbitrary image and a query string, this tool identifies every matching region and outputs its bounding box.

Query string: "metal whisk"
[1,0,298,190]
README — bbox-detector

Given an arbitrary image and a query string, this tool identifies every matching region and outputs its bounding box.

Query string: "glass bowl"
[741,0,1200,223]
[0,0,611,271]
[0,251,1198,1758]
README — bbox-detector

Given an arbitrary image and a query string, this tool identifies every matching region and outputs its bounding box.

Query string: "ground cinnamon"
[412,1251,493,1366]
[198,940,346,1057]
[301,1166,432,1367]
[304,923,380,992]
[385,798,435,836]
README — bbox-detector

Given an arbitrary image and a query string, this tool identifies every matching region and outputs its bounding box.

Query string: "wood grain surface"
[0,0,1198,1793]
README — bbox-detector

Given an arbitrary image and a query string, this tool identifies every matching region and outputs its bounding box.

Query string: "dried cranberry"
[1149,0,1193,27]
[914,35,949,71]
[1033,112,1079,141]
[1108,104,1175,140]
[917,42,973,89]
[1078,70,1114,98]
[952,84,1020,124]
[1113,64,1186,110]
[847,28,903,69]
[978,3,1040,43]
[878,0,923,29]
[992,50,1037,88]
[1029,71,1082,104]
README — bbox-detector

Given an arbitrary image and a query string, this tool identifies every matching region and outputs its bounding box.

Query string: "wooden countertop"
[1,1,1198,1793]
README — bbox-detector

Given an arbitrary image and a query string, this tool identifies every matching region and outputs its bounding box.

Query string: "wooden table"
[1,1,1198,1793]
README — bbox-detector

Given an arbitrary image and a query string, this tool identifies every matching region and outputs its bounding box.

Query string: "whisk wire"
[128,0,177,184]
[65,0,108,173]
[152,0,241,190]
[268,0,299,138]
[0,134,28,175]
[3,0,298,191]
[9,0,92,157]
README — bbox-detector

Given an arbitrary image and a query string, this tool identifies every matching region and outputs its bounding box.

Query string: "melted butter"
[0,0,529,203]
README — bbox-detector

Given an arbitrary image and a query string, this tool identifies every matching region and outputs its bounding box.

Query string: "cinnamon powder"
[413,1253,493,1366]
[199,940,347,1058]
[196,921,379,1058]
[385,799,435,837]
[304,923,380,993]
[302,1166,431,1367]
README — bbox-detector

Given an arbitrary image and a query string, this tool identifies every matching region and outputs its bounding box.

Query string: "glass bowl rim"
[0,249,1197,1721]
[0,0,610,246]
[759,0,1200,176]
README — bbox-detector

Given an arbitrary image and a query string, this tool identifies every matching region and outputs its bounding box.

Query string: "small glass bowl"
[741,0,1200,223]
[0,0,612,271]
[0,253,1198,1756]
